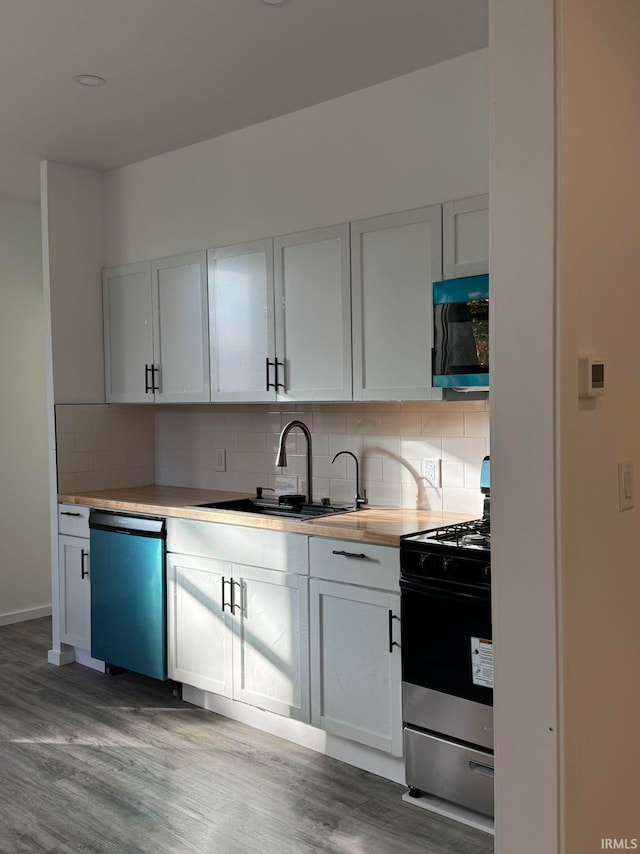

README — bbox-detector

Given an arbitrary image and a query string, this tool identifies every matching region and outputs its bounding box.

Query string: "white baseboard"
[48,647,75,666]
[74,648,105,672]
[182,684,406,785]
[0,605,52,627]
[401,791,495,835]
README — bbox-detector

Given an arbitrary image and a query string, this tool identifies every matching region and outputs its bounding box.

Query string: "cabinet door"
[443,194,489,278]
[231,565,310,722]
[309,579,402,756]
[151,252,210,403]
[274,225,352,401]
[351,206,442,401]
[103,262,154,403]
[166,553,233,697]
[208,240,276,402]
[58,535,91,649]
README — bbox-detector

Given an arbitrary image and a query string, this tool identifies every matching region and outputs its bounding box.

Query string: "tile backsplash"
[55,400,489,515]
[155,400,490,515]
[55,404,155,493]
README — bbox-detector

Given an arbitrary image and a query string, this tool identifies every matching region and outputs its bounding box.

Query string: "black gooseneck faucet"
[331,451,368,509]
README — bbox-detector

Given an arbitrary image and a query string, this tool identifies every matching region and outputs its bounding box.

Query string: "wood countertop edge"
[57,489,476,548]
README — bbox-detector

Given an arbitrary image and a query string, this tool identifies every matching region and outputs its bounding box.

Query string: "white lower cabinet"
[58,534,91,650]
[309,579,403,757]
[167,552,310,722]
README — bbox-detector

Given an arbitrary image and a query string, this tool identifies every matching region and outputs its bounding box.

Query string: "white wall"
[559,1,640,849]
[42,162,105,404]
[104,50,489,264]
[0,198,51,624]
[490,1,559,851]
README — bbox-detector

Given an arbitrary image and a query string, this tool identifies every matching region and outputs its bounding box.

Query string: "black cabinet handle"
[275,360,285,390]
[60,511,82,517]
[266,358,276,391]
[388,610,400,654]
[332,550,368,560]
[221,577,232,612]
[81,550,89,580]
[144,364,152,394]
[151,365,160,393]
[231,580,243,615]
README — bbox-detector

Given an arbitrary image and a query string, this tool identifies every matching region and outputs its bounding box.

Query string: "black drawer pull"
[332,550,368,560]
[81,550,89,579]
[388,610,400,654]
[61,511,82,517]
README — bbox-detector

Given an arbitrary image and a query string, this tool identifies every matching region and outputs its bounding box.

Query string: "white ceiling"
[0,0,488,202]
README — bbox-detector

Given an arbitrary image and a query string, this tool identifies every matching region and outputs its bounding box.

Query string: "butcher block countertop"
[58,485,475,547]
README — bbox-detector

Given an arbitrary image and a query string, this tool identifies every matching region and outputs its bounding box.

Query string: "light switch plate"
[618,459,634,511]
[215,448,226,473]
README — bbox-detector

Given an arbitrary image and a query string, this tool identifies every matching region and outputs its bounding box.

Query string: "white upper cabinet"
[103,262,154,403]
[151,252,210,403]
[103,253,209,403]
[443,194,489,279]
[208,240,276,402]
[351,206,443,401]
[274,224,352,401]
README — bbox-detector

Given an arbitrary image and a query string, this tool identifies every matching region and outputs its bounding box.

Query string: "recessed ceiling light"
[73,74,106,87]
[256,0,292,6]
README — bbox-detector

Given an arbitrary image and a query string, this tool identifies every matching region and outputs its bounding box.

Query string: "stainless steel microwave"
[432,274,489,390]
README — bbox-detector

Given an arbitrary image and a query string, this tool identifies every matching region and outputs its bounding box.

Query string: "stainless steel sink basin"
[193,497,354,521]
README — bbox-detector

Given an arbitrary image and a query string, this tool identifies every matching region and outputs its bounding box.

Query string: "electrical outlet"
[423,458,441,487]
[215,448,226,473]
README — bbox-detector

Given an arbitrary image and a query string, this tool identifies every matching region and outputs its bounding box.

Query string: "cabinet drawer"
[58,504,90,537]
[309,537,399,591]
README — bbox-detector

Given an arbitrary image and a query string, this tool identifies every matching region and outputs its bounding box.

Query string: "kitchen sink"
[192,497,355,521]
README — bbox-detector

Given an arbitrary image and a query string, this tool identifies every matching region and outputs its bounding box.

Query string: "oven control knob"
[442,557,451,576]
[482,565,491,582]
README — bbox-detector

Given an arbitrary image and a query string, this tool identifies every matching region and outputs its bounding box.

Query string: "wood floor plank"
[0,618,494,854]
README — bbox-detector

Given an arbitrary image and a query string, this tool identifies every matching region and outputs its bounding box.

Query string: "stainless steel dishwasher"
[89,510,167,681]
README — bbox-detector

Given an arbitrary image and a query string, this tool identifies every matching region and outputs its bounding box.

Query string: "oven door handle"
[400,577,490,603]
[469,760,494,779]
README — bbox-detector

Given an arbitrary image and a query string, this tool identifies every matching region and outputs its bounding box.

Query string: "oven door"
[400,577,494,749]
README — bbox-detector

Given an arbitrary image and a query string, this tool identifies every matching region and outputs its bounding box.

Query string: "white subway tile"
[329,478,357,504]
[442,461,465,488]
[314,455,346,479]
[312,412,346,434]
[329,434,364,458]
[365,481,403,507]
[238,432,267,453]
[400,437,443,460]
[402,483,443,511]
[363,435,401,456]
[442,437,487,467]
[382,413,422,436]
[57,451,94,474]
[442,399,488,412]
[362,457,383,481]
[127,448,155,469]
[56,433,75,456]
[442,488,483,516]
[346,413,383,435]
[267,474,298,495]
[224,412,254,432]
[55,405,93,434]
[421,413,464,437]
[464,412,490,438]
[74,432,111,453]
[252,411,282,433]
[93,450,129,471]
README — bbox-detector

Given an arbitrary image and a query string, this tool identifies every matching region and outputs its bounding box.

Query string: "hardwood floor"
[0,619,493,854]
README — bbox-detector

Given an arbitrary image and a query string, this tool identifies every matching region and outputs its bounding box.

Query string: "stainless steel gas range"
[400,456,493,817]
